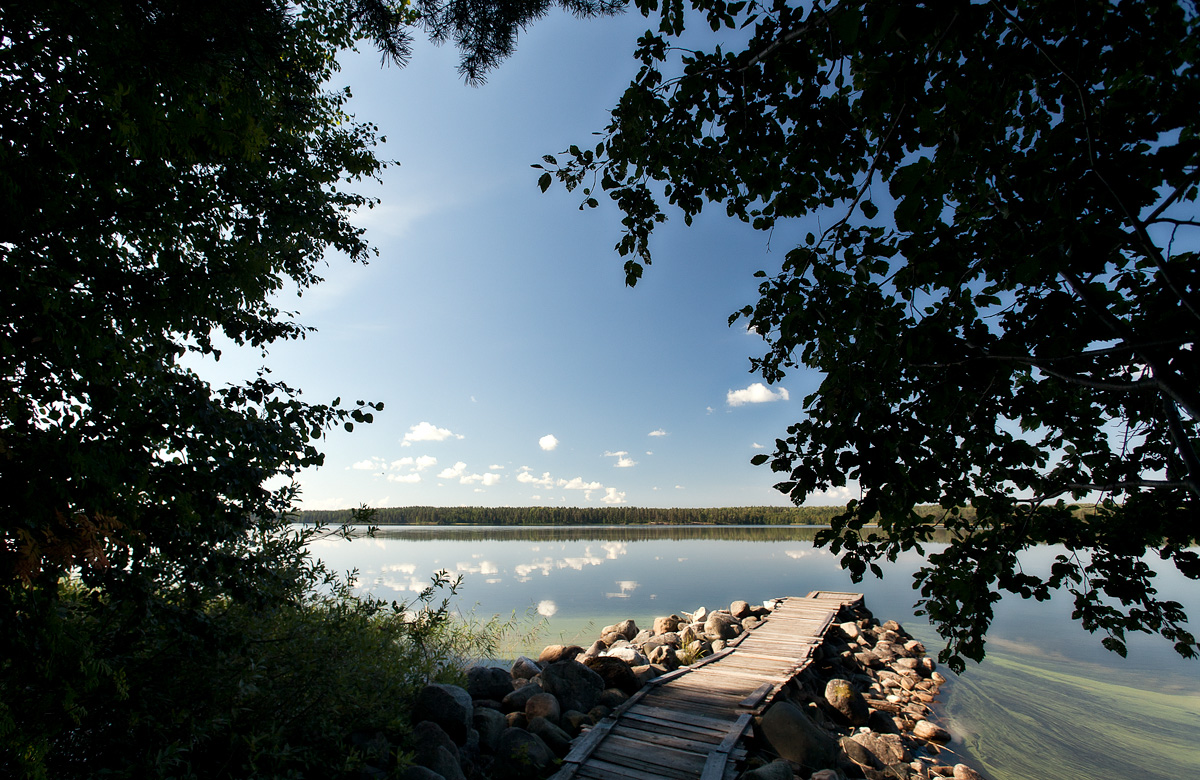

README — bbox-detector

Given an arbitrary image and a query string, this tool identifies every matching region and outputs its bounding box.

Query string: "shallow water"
[307,525,1200,780]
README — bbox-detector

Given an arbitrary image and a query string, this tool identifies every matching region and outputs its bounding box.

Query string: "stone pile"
[393,599,988,780]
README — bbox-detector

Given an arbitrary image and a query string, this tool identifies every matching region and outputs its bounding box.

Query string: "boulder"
[759,701,839,770]
[840,736,884,771]
[604,646,648,666]
[838,621,861,640]
[411,721,458,765]
[472,707,507,753]
[692,606,709,623]
[953,764,986,780]
[648,644,680,669]
[504,711,527,729]
[421,746,465,780]
[538,660,605,714]
[467,666,514,702]
[824,678,870,726]
[501,682,544,713]
[913,719,952,743]
[742,616,762,631]
[524,692,561,723]
[730,600,753,618]
[704,611,742,640]
[526,715,573,757]
[561,709,591,733]
[850,731,909,765]
[741,758,793,780]
[537,644,583,664]
[584,656,641,695]
[614,619,639,640]
[653,615,681,634]
[413,684,474,744]
[511,656,542,680]
[495,728,554,777]
[598,688,629,708]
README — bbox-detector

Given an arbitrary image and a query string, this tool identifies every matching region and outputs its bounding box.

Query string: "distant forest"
[294,505,975,527]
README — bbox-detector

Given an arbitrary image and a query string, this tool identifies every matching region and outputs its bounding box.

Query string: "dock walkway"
[549,591,864,780]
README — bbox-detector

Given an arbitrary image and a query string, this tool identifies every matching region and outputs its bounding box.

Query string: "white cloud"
[517,469,555,488]
[606,580,638,598]
[351,458,381,470]
[602,488,627,504]
[558,477,603,491]
[674,485,685,490]
[648,429,668,437]
[414,455,438,471]
[386,473,421,484]
[537,600,558,617]
[488,464,504,471]
[604,450,637,468]
[810,485,858,503]
[437,461,468,479]
[539,434,559,451]
[390,457,414,469]
[727,382,790,406]
[402,422,464,446]
[751,442,765,449]
[381,563,417,574]
[462,471,502,486]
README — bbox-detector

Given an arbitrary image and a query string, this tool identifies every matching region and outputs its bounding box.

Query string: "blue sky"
[198,8,856,510]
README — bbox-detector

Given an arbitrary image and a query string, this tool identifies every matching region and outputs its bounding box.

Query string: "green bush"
[2,533,531,780]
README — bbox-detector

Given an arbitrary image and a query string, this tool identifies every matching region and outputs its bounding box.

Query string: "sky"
[194,7,857,511]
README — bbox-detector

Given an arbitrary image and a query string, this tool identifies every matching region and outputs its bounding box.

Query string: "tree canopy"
[1,0,617,774]
[545,0,1200,669]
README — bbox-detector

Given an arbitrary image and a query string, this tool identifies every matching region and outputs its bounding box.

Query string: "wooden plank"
[560,717,615,764]
[719,649,807,662]
[646,687,749,709]
[698,712,754,780]
[666,678,758,697]
[625,701,738,729]
[738,683,775,709]
[594,740,705,779]
[611,723,728,753]
[620,709,733,738]
[577,757,676,780]
[697,666,784,682]
[583,753,696,777]
[642,693,744,720]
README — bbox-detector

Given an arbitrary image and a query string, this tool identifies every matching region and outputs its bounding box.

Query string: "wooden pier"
[549,591,864,780]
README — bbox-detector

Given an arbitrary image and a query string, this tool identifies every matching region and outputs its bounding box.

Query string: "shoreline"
[397,596,989,780]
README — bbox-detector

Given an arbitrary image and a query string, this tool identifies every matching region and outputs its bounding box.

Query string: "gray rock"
[537,644,583,664]
[398,767,447,780]
[678,624,700,646]
[467,666,514,701]
[525,691,561,723]
[759,701,839,770]
[510,656,542,680]
[631,629,654,646]
[501,682,544,713]
[526,715,573,757]
[648,644,680,669]
[412,721,458,765]
[838,621,861,640]
[504,711,527,729]
[561,709,591,733]
[704,611,742,640]
[840,736,884,771]
[472,707,507,753]
[913,719,952,743]
[538,659,605,714]
[598,688,629,708]
[587,704,611,722]
[692,606,709,623]
[495,727,554,777]
[824,678,870,726]
[730,600,753,618]
[741,758,793,780]
[742,615,762,631]
[584,655,641,695]
[413,684,474,744]
[615,618,639,640]
[850,731,909,765]
[867,709,900,734]
[653,615,681,634]
[953,764,986,780]
[421,746,465,780]
[604,645,648,666]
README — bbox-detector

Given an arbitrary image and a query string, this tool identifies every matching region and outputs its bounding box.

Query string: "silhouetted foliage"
[544,0,1200,670]
[0,1,617,776]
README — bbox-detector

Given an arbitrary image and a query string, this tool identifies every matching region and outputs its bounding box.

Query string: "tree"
[544,0,1200,670]
[1,0,617,774]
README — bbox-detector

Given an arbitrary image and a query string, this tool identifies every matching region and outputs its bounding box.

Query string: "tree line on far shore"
[295,505,979,527]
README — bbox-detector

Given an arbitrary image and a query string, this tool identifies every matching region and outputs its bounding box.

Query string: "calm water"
[308,525,1200,780]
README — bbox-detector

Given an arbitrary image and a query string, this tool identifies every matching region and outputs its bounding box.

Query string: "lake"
[307,525,1200,780]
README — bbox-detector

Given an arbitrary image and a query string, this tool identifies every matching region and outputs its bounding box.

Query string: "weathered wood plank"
[737,683,775,709]
[619,709,733,738]
[625,702,739,728]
